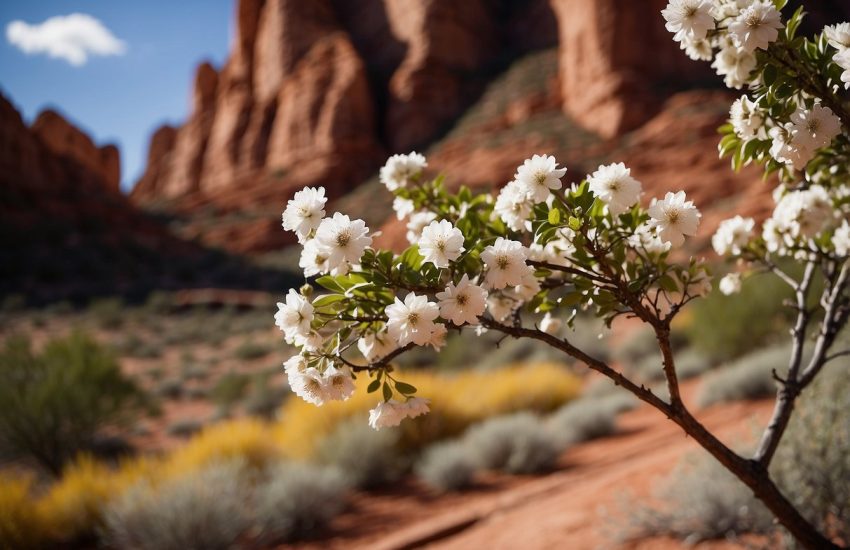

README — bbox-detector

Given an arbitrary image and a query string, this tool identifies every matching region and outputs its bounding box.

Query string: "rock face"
[30,109,121,191]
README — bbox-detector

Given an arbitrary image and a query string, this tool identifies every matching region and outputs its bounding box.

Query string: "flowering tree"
[274,1,850,547]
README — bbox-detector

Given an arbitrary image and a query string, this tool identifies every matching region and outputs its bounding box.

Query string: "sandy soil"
[293,381,772,550]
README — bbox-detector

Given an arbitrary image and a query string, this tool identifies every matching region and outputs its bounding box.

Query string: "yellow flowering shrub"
[0,472,47,549]
[275,362,580,457]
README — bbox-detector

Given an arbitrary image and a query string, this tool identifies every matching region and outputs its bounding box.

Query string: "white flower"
[393,197,415,220]
[379,152,427,191]
[719,273,742,295]
[769,124,815,169]
[487,294,516,322]
[730,95,763,140]
[314,212,372,272]
[728,0,783,53]
[834,221,850,256]
[419,220,465,268]
[427,323,447,351]
[762,217,786,253]
[511,269,541,301]
[680,36,713,61]
[481,237,532,289]
[288,365,328,406]
[834,48,850,89]
[662,0,714,42]
[771,185,834,239]
[514,154,567,203]
[712,46,757,89]
[628,224,671,254]
[436,274,487,326]
[647,191,701,247]
[275,289,313,341]
[824,22,850,50]
[299,239,330,277]
[369,398,430,430]
[712,215,755,256]
[587,162,642,216]
[357,330,396,362]
[322,364,356,402]
[789,104,842,151]
[282,187,327,243]
[494,180,534,231]
[292,329,323,352]
[385,293,440,346]
[406,211,437,244]
[540,312,562,335]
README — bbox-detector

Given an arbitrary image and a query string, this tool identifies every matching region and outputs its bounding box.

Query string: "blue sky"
[0,1,233,192]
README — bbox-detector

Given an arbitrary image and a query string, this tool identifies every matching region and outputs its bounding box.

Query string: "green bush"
[255,463,347,543]
[233,341,272,361]
[103,460,250,550]
[416,441,476,492]
[774,366,850,544]
[0,333,148,474]
[548,393,636,447]
[316,418,402,489]
[210,372,250,409]
[697,345,795,408]
[464,412,560,474]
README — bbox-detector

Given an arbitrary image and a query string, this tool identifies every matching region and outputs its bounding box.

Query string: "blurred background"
[1,1,849,548]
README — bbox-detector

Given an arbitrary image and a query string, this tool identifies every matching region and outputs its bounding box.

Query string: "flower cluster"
[275,146,708,429]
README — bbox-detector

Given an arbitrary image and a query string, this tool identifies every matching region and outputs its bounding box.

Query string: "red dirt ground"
[291,380,772,550]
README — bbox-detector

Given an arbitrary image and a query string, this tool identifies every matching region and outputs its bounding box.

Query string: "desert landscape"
[1,0,849,548]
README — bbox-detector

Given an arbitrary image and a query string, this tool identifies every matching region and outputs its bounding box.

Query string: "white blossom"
[680,36,713,61]
[647,191,701,247]
[322,365,356,401]
[487,294,515,322]
[379,152,427,191]
[730,95,763,140]
[393,196,415,220]
[428,323,447,350]
[481,237,532,289]
[286,361,328,406]
[834,221,850,256]
[834,48,850,89]
[540,312,562,335]
[728,0,783,53]
[436,274,488,326]
[514,154,567,203]
[587,162,642,216]
[275,289,313,341]
[719,273,743,295]
[712,45,757,89]
[494,180,534,231]
[406,211,437,244]
[281,186,327,243]
[824,22,850,50]
[419,220,465,268]
[314,213,372,273]
[789,104,842,151]
[404,397,431,419]
[299,239,330,277]
[712,215,755,256]
[385,293,440,346]
[292,329,323,352]
[357,330,396,362]
[511,269,542,301]
[368,398,430,430]
[769,124,815,169]
[661,0,714,42]
[771,185,834,239]
[628,224,671,254]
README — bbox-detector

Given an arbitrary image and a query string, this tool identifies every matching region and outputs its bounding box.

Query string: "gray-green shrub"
[464,412,560,474]
[0,333,148,474]
[316,418,402,489]
[697,345,796,408]
[548,393,636,447]
[103,460,250,550]
[416,441,476,492]
[255,462,347,543]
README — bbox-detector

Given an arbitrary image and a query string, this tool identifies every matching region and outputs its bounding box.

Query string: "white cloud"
[6,13,126,66]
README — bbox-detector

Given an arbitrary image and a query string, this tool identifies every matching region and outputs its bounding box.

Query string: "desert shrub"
[548,393,636,447]
[234,340,272,361]
[167,419,204,439]
[0,333,148,474]
[103,460,251,550]
[464,412,560,474]
[242,373,287,419]
[184,386,209,400]
[631,352,664,382]
[88,297,125,330]
[274,363,580,458]
[255,462,347,543]
[675,348,714,380]
[773,366,850,544]
[164,418,280,474]
[180,362,208,382]
[0,472,47,549]
[316,418,402,489]
[155,378,183,399]
[686,271,796,362]
[210,372,251,408]
[698,345,795,408]
[114,334,162,359]
[416,441,476,492]
[621,452,774,543]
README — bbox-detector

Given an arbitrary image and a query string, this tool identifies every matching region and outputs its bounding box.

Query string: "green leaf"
[568,216,581,230]
[762,63,777,86]
[311,294,347,308]
[382,382,393,401]
[658,274,680,293]
[394,381,417,395]
[398,245,424,271]
[314,276,347,293]
[367,379,381,393]
[548,208,561,225]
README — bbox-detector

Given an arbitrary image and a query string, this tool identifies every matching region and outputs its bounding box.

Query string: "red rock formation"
[30,109,121,191]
